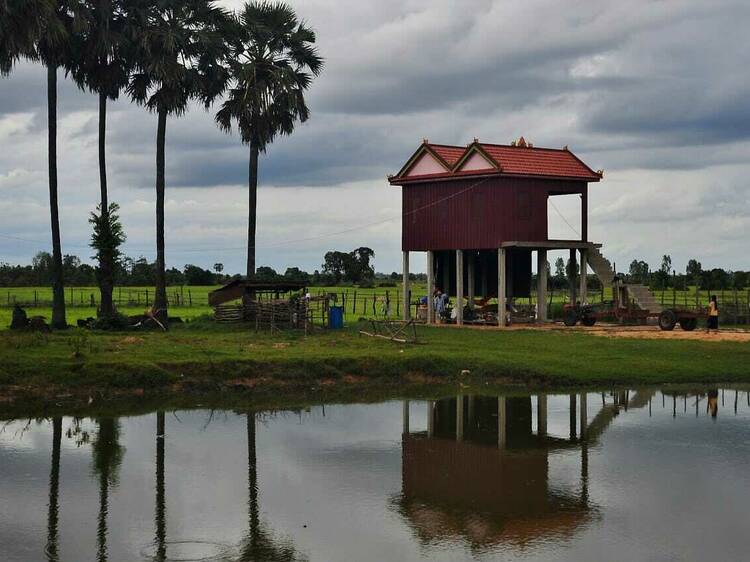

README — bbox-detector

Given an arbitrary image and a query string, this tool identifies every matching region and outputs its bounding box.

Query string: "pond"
[2,388,749,561]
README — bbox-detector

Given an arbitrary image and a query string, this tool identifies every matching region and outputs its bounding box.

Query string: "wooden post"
[352,290,357,315]
[145,289,149,307]
[498,247,507,327]
[455,250,464,326]
[402,251,410,321]
[426,251,435,324]
[537,250,548,322]
[579,248,588,304]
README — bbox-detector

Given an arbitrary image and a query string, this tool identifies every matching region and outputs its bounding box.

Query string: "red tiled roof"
[391,140,601,183]
[429,144,466,167]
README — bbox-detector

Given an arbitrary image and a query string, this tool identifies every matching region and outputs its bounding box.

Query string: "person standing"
[706,295,719,333]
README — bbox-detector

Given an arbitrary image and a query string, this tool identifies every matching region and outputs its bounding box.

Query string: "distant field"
[1,284,748,327]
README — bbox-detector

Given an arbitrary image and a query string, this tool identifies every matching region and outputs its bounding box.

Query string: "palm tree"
[127,0,229,322]
[91,418,125,562]
[216,1,322,278]
[68,0,131,318]
[1,0,75,329]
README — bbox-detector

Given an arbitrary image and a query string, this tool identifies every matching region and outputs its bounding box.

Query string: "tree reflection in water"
[45,417,62,562]
[91,418,125,562]
[237,412,306,562]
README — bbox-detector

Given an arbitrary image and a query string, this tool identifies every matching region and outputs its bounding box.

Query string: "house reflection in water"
[395,393,623,549]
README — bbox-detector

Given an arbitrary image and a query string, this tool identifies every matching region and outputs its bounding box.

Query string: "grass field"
[3,283,748,328]
[2,320,750,404]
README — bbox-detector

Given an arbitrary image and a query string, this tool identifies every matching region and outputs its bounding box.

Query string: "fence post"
[352,290,357,315]
[189,289,192,307]
[145,289,149,308]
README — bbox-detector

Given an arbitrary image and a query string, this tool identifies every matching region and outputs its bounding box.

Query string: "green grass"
[2,320,750,407]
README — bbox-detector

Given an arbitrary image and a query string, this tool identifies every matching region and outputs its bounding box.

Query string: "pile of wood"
[214,295,331,332]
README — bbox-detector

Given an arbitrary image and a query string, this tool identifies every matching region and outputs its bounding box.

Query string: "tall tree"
[216,1,323,277]
[2,0,76,328]
[68,0,131,317]
[127,0,229,322]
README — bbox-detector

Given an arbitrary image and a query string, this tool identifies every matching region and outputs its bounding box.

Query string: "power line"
[548,199,581,238]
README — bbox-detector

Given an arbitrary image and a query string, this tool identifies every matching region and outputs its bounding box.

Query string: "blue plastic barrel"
[329,306,344,329]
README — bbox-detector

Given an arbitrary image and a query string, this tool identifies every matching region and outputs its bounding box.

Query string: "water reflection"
[396,395,601,549]
[238,413,305,562]
[3,387,750,561]
[45,417,61,562]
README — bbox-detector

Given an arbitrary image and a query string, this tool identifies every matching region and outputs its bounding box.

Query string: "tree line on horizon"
[0,0,323,328]
[0,245,393,289]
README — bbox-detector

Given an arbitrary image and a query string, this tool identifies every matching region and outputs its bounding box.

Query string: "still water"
[2,389,749,561]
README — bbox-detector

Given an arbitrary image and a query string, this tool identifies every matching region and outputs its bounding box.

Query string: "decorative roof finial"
[473,137,479,143]
[517,136,527,148]
[422,138,429,144]
[597,169,605,178]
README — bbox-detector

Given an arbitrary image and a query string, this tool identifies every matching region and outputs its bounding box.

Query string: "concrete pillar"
[569,394,577,440]
[569,248,578,305]
[537,394,548,436]
[498,396,507,449]
[426,251,435,324]
[402,400,410,435]
[456,395,464,441]
[498,248,507,327]
[467,253,475,304]
[402,251,410,321]
[456,250,464,325]
[579,392,587,437]
[579,248,588,305]
[427,400,434,437]
[536,250,548,322]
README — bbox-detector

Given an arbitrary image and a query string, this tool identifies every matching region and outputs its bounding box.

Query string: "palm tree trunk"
[247,413,259,548]
[96,468,109,562]
[154,108,168,320]
[46,417,62,562]
[98,91,114,318]
[246,141,259,278]
[47,64,66,329]
[155,411,166,562]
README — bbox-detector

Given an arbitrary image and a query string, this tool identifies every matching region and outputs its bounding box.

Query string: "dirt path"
[431,321,750,342]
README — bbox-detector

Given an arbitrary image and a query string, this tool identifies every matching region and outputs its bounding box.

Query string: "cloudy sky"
[1,0,749,275]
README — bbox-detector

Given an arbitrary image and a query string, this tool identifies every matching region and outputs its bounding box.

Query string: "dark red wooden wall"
[401,176,587,251]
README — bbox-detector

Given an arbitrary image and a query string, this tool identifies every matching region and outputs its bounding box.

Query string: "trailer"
[563,280,705,331]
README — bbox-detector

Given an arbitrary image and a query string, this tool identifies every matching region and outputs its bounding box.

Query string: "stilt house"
[389,137,604,325]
